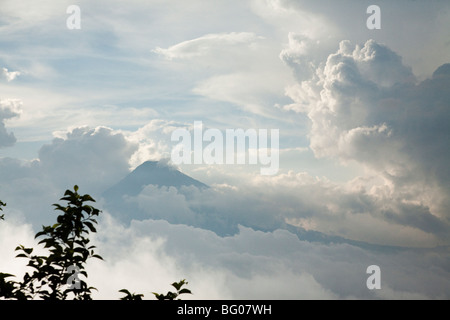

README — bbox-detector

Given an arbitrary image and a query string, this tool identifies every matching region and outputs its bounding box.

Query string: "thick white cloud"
[100,167,446,247]
[0,157,58,227]
[84,214,450,299]
[1,123,449,299]
[279,33,321,82]
[1,0,449,300]
[282,39,450,237]
[124,119,179,169]
[0,218,38,282]
[0,125,138,226]
[261,0,450,79]
[0,99,21,147]
[2,208,449,300]
[1,117,444,251]
[38,126,138,194]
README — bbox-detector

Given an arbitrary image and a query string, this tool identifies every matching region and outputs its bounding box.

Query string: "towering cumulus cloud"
[283,39,450,241]
[38,126,138,194]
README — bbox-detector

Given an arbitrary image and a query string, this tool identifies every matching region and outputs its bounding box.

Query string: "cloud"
[2,208,448,300]
[0,218,38,282]
[0,99,21,148]
[0,0,449,300]
[153,31,292,118]
[0,124,154,226]
[101,166,447,247]
[250,0,337,40]
[72,214,342,299]
[1,121,449,299]
[38,126,138,194]
[85,213,450,299]
[192,72,286,117]
[279,33,320,82]
[2,118,448,248]
[153,32,262,60]
[2,206,449,300]
[260,0,450,79]
[1,67,21,82]
[124,119,180,169]
[282,39,450,232]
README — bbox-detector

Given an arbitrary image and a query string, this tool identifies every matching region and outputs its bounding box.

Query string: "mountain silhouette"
[100,160,419,251]
[101,160,208,224]
[102,160,208,199]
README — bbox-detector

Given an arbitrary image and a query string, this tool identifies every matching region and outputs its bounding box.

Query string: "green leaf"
[172,279,187,291]
[119,289,143,300]
[119,289,131,295]
[35,231,46,239]
[81,195,95,202]
[172,281,183,291]
[84,222,97,233]
[178,288,192,295]
[152,292,163,300]
[1,185,106,300]
[0,273,15,280]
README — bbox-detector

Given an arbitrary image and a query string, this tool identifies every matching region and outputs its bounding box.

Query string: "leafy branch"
[0,186,102,300]
[119,279,192,300]
[0,186,192,300]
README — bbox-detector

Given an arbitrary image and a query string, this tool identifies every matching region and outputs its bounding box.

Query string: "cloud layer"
[1,0,449,300]
[3,211,448,300]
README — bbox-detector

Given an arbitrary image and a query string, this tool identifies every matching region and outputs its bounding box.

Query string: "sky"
[0,0,450,299]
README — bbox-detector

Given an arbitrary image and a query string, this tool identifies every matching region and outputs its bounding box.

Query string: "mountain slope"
[102,160,208,200]
[100,161,428,252]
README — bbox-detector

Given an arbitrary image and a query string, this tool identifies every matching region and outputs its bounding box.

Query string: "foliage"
[153,279,192,300]
[118,289,144,300]
[0,186,191,300]
[0,200,5,221]
[0,186,102,300]
[119,279,192,300]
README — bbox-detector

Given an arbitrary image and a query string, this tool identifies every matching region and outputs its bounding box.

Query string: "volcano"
[102,160,208,200]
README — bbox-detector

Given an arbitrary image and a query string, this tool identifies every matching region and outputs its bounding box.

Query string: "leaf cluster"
[0,186,102,300]
[0,200,5,220]
[119,279,192,300]
[0,187,192,301]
